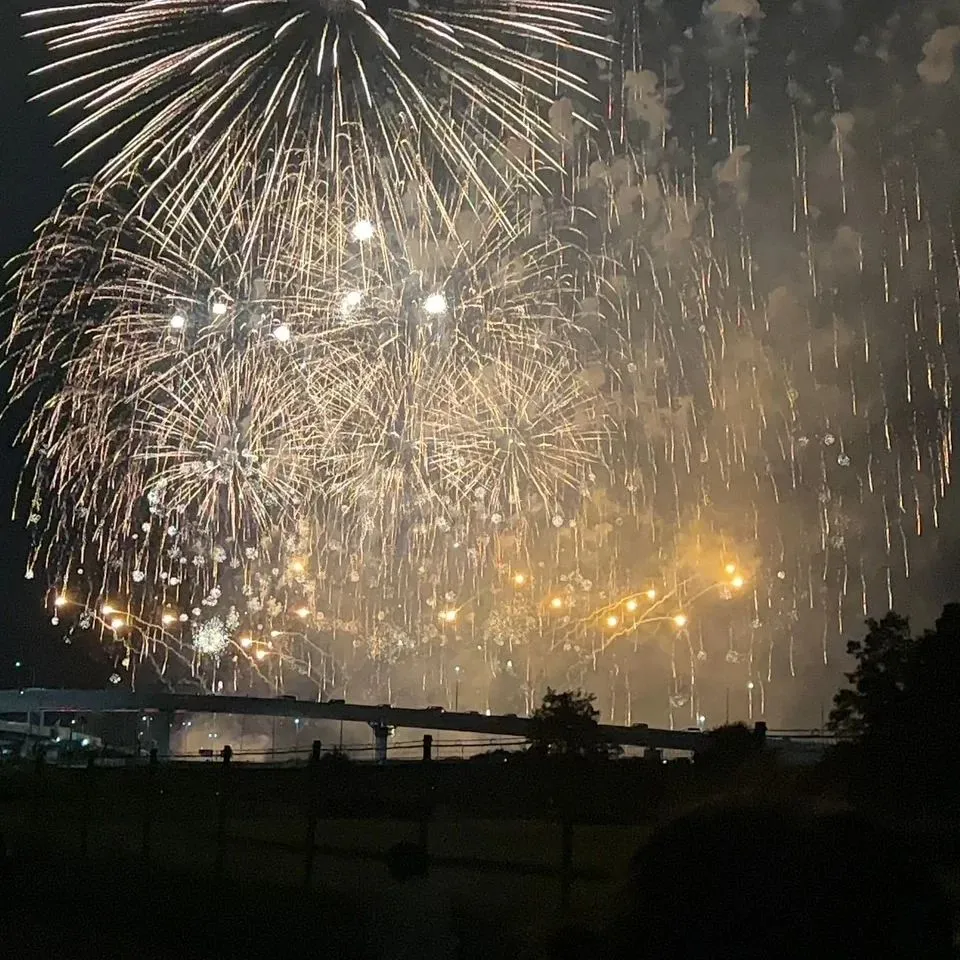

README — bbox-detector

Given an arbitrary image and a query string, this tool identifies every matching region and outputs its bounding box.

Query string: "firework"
[25,0,609,225]
[8,160,610,697]
[10,1,960,730]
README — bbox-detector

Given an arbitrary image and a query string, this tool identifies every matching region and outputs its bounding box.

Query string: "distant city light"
[606,615,619,628]
[724,563,737,576]
[673,613,688,628]
[731,575,746,590]
[550,596,564,609]
[441,608,457,623]
[625,598,638,613]
[646,588,657,600]
[170,311,186,329]
[272,322,291,342]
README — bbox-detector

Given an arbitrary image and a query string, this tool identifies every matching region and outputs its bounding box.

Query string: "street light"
[454,665,461,711]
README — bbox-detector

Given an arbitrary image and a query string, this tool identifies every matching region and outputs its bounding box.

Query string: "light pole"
[454,665,461,712]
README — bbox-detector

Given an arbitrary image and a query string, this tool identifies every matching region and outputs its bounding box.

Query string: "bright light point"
[270,630,281,638]
[240,636,253,649]
[54,595,67,608]
[351,218,375,242]
[606,615,619,628]
[211,301,228,317]
[101,604,115,616]
[272,322,291,342]
[110,617,125,631]
[550,597,563,610]
[170,312,186,330]
[698,714,706,725]
[731,575,745,589]
[724,563,737,576]
[485,708,491,716]
[513,573,526,586]
[296,607,310,619]
[646,589,657,600]
[423,293,447,316]
[255,648,267,660]
[747,681,755,690]
[161,613,176,625]
[441,608,457,623]
[341,290,363,313]
[626,599,638,613]
[673,614,688,628]
[290,560,304,574]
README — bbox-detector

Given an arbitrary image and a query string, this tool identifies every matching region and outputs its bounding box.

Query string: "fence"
[1,746,665,917]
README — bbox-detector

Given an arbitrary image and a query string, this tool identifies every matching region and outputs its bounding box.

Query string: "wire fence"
[2,749,626,913]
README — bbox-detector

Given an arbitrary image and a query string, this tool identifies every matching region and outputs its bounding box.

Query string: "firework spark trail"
[9,0,960,727]
[24,0,610,227]
[7,155,612,698]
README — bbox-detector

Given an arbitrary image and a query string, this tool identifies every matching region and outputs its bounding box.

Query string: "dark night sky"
[0,1,959,709]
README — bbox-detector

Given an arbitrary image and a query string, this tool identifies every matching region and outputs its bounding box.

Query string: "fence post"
[559,818,574,911]
[79,754,95,863]
[141,758,157,863]
[214,745,232,877]
[303,741,322,889]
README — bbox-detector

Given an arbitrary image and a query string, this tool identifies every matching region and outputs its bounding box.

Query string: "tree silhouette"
[527,688,619,759]
[828,604,960,789]
[695,722,763,772]
[828,611,916,740]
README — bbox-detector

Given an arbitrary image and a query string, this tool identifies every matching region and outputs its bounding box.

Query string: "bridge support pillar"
[368,722,393,763]
[153,710,174,760]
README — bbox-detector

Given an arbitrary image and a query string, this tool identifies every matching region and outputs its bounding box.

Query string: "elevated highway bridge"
[1,688,706,760]
[0,689,824,762]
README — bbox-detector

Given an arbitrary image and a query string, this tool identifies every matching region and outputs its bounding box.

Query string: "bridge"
[0,718,102,757]
[0,688,708,760]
